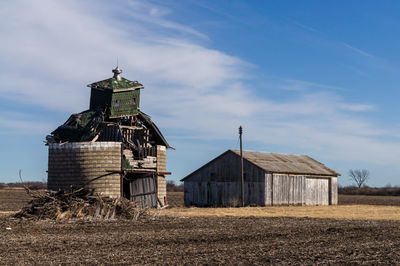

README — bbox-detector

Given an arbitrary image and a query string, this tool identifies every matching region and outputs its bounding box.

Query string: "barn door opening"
[122,177,131,200]
[126,173,158,208]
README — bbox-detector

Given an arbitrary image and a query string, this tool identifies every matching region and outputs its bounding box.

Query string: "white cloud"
[0,0,244,111]
[289,18,375,59]
[145,79,399,169]
[0,112,53,135]
[339,103,375,112]
[1,0,400,184]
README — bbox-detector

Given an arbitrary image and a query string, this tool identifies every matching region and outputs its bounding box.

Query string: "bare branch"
[348,169,370,188]
[18,169,39,197]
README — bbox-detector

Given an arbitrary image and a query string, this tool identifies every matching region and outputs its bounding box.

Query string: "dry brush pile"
[14,187,152,221]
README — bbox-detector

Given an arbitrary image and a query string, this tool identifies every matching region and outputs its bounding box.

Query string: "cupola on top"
[88,67,143,118]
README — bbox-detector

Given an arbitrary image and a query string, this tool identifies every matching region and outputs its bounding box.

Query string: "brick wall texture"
[48,142,122,198]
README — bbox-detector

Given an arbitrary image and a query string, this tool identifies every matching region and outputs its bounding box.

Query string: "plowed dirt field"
[2,215,400,264]
[1,189,400,264]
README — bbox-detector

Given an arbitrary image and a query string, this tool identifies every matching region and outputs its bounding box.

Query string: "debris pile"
[14,187,151,220]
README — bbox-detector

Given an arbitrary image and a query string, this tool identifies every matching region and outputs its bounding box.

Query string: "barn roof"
[181,150,339,181]
[230,150,339,176]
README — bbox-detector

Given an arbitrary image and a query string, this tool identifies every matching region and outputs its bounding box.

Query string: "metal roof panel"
[230,150,339,176]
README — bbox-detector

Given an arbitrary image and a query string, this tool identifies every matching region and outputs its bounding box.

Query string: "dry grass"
[3,189,400,221]
[161,205,400,220]
[163,191,400,220]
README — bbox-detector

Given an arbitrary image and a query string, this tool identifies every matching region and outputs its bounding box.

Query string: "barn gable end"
[182,151,266,206]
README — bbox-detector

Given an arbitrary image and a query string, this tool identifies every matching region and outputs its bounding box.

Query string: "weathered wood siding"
[184,152,265,206]
[266,174,333,206]
[130,174,157,208]
[304,177,330,205]
[265,173,272,205]
[184,151,338,207]
[270,174,304,205]
[330,177,338,205]
[156,145,167,206]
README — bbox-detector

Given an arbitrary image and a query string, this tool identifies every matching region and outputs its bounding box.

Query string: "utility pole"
[239,126,244,207]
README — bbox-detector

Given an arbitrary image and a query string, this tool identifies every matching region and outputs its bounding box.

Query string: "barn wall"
[183,151,338,207]
[265,173,272,205]
[330,177,338,205]
[184,152,266,206]
[48,142,122,198]
[269,174,305,205]
[304,177,330,205]
[156,145,167,206]
[264,174,336,206]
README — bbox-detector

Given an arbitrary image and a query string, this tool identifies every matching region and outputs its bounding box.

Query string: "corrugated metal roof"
[230,150,339,176]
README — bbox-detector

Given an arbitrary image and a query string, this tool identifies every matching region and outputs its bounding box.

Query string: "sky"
[1,0,400,187]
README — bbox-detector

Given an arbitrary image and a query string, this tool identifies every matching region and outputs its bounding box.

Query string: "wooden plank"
[305,177,329,205]
[330,177,338,205]
[129,174,157,207]
[157,171,171,175]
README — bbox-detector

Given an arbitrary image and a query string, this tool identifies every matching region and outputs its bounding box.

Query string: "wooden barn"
[181,150,340,207]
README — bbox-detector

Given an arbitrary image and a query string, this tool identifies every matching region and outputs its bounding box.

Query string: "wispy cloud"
[0,112,53,135]
[149,85,400,172]
[289,18,375,59]
[289,19,319,33]
[274,77,347,92]
[122,1,210,40]
[0,0,243,112]
[341,42,374,58]
[1,0,400,183]
[339,103,375,112]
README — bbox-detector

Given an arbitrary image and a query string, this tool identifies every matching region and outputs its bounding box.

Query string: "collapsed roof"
[48,110,171,149]
[49,110,103,143]
[47,67,171,149]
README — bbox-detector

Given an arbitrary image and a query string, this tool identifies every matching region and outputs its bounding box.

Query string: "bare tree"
[348,169,370,188]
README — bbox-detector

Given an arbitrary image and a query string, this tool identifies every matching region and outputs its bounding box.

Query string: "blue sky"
[1,0,400,186]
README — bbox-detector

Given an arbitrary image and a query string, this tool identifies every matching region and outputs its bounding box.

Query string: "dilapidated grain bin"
[48,142,122,198]
[181,150,340,207]
[46,68,172,207]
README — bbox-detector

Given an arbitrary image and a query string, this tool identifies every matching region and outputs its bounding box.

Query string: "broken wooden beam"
[157,171,171,175]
